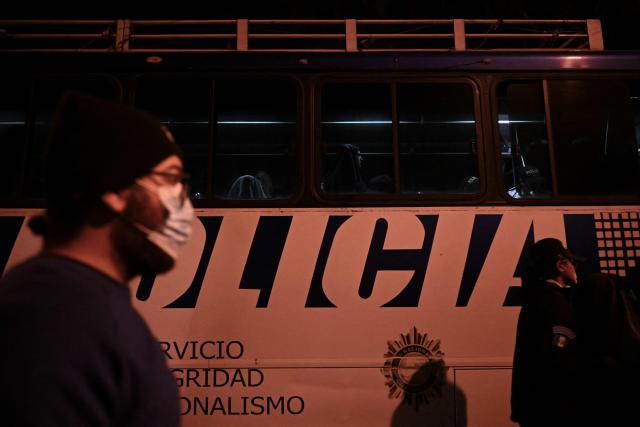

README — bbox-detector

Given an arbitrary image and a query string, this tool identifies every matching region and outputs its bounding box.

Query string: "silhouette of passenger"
[227,174,267,199]
[322,143,367,193]
[255,170,273,198]
[367,174,393,193]
[507,160,549,199]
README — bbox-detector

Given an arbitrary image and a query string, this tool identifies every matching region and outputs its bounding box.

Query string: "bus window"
[547,80,639,195]
[26,79,119,201]
[0,81,30,201]
[398,83,479,194]
[498,79,640,198]
[320,82,479,196]
[320,83,394,194]
[498,81,553,199]
[213,79,297,200]
[135,79,211,201]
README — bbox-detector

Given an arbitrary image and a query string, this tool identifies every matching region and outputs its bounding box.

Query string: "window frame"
[312,73,487,205]
[132,72,305,207]
[491,73,640,205]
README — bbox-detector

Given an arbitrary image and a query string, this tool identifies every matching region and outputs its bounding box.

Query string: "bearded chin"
[111,218,175,278]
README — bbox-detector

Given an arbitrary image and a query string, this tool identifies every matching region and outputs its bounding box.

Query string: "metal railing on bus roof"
[0,19,604,52]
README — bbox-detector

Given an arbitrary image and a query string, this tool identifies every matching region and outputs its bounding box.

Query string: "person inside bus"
[367,173,394,193]
[255,170,273,198]
[508,164,549,199]
[227,174,268,199]
[322,143,368,193]
[0,92,190,426]
[510,238,584,426]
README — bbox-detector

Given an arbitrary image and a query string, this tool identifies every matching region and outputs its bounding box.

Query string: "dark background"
[4,0,640,49]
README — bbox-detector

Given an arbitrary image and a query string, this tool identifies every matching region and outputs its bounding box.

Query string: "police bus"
[1,18,638,426]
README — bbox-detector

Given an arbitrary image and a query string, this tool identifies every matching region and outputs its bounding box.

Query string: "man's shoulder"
[524,279,567,300]
[0,256,139,363]
[2,255,122,295]
[0,255,129,325]
[3,256,155,343]
[535,280,571,298]
[1,256,68,300]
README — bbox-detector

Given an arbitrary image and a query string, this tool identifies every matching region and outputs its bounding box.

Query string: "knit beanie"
[46,91,182,205]
[28,91,182,236]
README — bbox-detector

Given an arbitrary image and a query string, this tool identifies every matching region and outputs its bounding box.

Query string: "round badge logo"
[381,327,446,410]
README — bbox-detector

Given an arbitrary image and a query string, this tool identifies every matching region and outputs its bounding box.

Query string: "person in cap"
[322,144,368,193]
[0,92,193,426]
[510,237,584,427]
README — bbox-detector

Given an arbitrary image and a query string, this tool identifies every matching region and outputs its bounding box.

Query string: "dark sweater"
[0,255,180,427]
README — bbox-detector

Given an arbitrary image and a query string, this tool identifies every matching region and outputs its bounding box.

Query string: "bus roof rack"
[0,19,604,53]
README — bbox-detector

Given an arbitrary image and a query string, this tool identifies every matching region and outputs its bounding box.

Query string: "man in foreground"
[0,92,193,426]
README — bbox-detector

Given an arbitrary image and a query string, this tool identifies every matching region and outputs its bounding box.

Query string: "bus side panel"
[2,207,637,426]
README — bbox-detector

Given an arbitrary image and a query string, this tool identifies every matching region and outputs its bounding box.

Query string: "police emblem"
[381,327,446,410]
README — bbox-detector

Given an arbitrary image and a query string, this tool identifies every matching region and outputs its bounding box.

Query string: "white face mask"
[136,182,194,260]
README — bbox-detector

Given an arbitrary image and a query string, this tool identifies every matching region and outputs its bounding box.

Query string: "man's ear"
[101,191,127,214]
[556,259,569,274]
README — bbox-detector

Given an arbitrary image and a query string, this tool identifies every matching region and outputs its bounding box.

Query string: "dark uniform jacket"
[511,279,578,425]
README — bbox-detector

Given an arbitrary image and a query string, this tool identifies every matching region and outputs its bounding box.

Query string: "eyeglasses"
[148,170,191,186]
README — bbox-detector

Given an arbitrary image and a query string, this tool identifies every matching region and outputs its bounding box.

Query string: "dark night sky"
[5,0,640,49]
